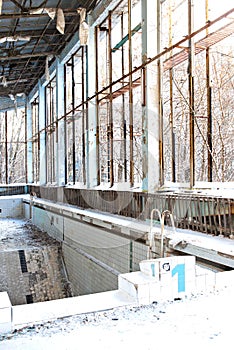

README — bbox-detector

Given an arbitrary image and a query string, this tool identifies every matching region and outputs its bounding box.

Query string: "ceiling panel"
[0,0,97,98]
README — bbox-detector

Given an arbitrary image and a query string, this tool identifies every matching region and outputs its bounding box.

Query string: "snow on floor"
[0,218,60,251]
[1,286,233,350]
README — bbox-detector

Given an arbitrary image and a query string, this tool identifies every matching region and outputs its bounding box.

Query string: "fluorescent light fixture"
[30,8,56,20]
[78,8,89,45]
[45,56,50,81]
[0,78,28,85]
[9,94,15,101]
[0,36,31,43]
[30,7,64,34]
[1,76,7,87]
[57,8,65,34]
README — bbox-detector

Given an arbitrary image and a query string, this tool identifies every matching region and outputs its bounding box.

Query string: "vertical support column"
[56,58,66,186]
[85,45,90,187]
[24,103,28,184]
[64,65,68,185]
[95,27,100,186]
[71,56,76,184]
[4,111,8,184]
[121,12,127,182]
[108,11,114,187]
[206,0,212,182]
[169,0,176,183]
[158,4,164,187]
[38,80,46,185]
[26,98,33,183]
[188,0,195,188]
[52,84,56,184]
[82,46,87,185]
[86,18,98,187]
[128,0,134,187]
[142,0,161,192]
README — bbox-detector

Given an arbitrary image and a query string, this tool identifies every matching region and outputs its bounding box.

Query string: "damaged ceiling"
[0,0,97,99]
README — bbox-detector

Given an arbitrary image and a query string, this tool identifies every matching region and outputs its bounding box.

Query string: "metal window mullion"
[121,12,127,182]
[64,64,68,184]
[108,11,114,187]
[5,111,8,184]
[72,56,76,184]
[43,86,47,184]
[128,0,134,187]
[37,99,40,183]
[169,0,176,183]
[50,84,54,183]
[35,98,40,182]
[206,0,212,182]
[31,103,35,183]
[188,0,195,188]
[95,26,100,186]
[25,103,28,184]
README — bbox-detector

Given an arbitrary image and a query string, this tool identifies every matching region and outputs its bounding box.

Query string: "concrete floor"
[0,218,60,251]
[0,218,71,305]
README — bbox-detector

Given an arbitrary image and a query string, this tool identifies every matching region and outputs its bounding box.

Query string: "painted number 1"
[172,263,185,293]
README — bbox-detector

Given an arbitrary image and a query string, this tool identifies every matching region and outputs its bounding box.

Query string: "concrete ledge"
[12,290,136,330]
[0,292,12,334]
[0,196,23,218]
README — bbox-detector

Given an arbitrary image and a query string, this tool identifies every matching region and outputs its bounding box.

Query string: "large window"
[31,97,40,183]
[65,47,86,184]
[45,77,57,184]
[161,0,234,183]
[96,0,142,186]
[0,109,26,184]
[27,0,233,188]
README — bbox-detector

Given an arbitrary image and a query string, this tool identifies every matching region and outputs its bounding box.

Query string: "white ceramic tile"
[0,308,11,323]
[195,275,206,293]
